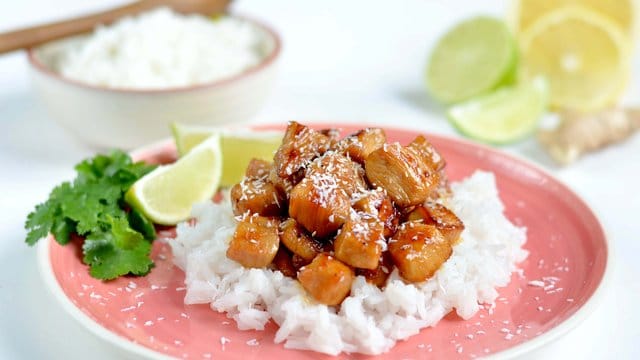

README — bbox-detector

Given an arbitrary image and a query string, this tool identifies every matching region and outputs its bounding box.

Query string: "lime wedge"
[125,135,222,225]
[447,78,549,144]
[171,123,283,187]
[426,16,517,104]
[171,123,215,157]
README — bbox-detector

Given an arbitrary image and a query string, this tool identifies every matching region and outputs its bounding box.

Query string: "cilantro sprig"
[25,150,157,280]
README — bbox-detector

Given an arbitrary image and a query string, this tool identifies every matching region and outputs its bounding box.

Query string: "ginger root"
[538,108,640,165]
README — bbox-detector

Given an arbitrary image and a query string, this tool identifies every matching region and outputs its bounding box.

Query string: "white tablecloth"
[0,0,638,358]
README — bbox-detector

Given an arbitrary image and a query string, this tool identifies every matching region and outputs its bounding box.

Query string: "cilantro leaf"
[51,217,76,245]
[24,151,157,280]
[82,217,154,280]
[75,150,155,191]
[25,201,57,246]
[25,183,72,245]
[128,208,157,241]
[61,178,122,235]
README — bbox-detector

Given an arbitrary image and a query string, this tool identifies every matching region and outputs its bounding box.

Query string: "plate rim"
[37,125,612,359]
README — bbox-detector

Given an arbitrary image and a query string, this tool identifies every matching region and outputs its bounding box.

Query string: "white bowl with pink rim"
[27,16,281,149]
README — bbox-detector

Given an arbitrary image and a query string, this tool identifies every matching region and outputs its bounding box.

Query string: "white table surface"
[1,0,639,359]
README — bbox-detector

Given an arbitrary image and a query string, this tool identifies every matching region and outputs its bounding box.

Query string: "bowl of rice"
[27,7,281,149]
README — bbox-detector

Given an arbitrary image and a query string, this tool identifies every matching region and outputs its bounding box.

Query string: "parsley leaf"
[25,150,157,280]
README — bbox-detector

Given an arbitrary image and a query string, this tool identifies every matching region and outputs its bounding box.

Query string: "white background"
[1,0,639,358]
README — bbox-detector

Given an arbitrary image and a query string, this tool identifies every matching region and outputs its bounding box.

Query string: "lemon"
[125,135,222,225]
[511,0,635,39]
[171,123,283,187]
[426,16,518,104]
[519,5,631,111]
[448,78,549,144]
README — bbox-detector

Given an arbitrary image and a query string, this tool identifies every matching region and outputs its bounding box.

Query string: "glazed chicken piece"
[407,135,445,172]
[244,158,272,178]
[306,152,366,196]
[273,121,332,178]
[352,188,399,237]
[289,153,363,237]
[408,136,451,198]
[297,254,355,306]
[406,203,465,245]
[227,215,280,268]
[272,247,297,278]
[356,252,393,287]
[291,253,310,269]
[319,128,342,150]
[289,178,350,238]
[388,223,452,282]
[279,218,323,261]
[334,217,385,270]
[230,176,284,217]
[268,167,302,198]
[364,143,440,207]
[339,128,387,164]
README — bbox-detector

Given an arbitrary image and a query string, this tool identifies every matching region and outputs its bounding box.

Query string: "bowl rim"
[26,14,282,94]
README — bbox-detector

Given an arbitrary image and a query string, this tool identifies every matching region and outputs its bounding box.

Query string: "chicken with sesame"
[297,254,355,306]
[406,203,465,245]
[279,218,323,261]
[227,215,280,268]
[364,143,441,207]
[388,223,452,282]
[230,159,285,217]
[226,122,465,306]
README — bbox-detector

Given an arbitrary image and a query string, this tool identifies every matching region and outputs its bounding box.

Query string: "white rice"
[58,8,267,89]
[169,171,528,355]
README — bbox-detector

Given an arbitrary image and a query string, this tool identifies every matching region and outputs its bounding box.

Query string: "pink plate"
[38,124,609,359]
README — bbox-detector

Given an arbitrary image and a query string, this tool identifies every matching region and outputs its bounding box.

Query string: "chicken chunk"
[279,218,323,261]
[272,247,297,278]
[288,153,360,238]
[231,159,285,216]
[407,135,445,172]
[297,254,355,306]
[273,121,332,178]
[352,188,399,237]
[408,136,451,198]
[388,223,452,282]
[291,253,310,269]
[364,143,440,207]
[227,215,280,268]
[245,158,272,178]
[406,203,465,245]
[334,217,385,270]
[268,166,301,198]
[319,128,342,150]
[356,252,393,287]
[289,177,350,238]
[339,128,387,163]
[430,171,451,200]
[306,152,366,196]
[230,177,284,217]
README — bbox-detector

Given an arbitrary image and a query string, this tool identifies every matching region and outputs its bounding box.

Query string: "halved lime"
[447,78,549,144]
[171,123,283,187]
[125,135,222,225]
[426,16,518,104]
